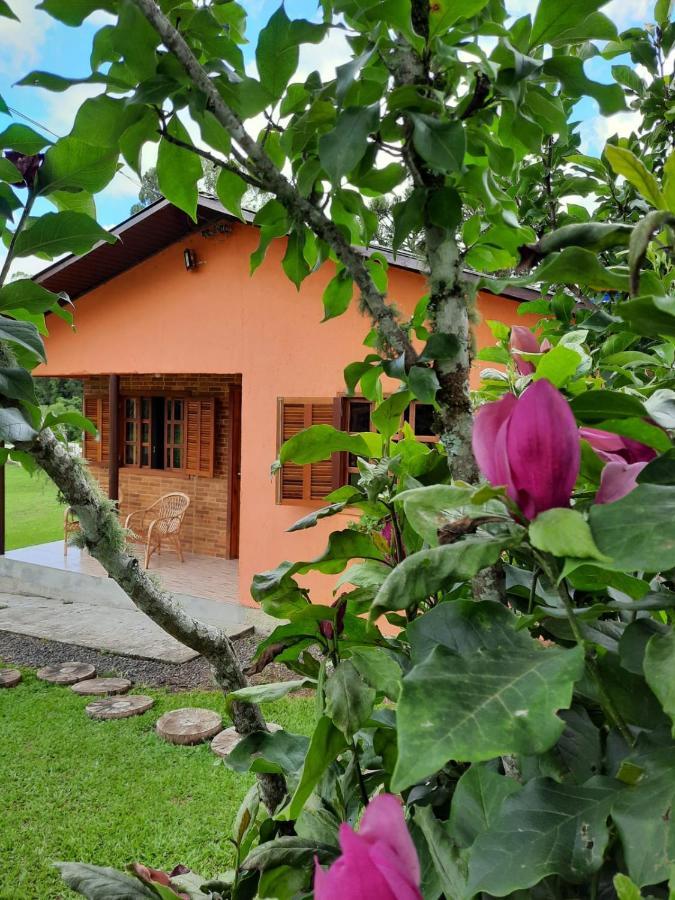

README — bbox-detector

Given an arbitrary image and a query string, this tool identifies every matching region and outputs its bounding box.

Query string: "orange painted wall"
[37,220,536,606]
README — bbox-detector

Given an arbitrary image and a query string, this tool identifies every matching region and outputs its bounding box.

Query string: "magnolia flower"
[314,794,422,900]
[595,460,647,505]
[579,427,657,465]
[581,426,657,504]
[472,379,580,520]
[509,326,551,375]
[4,151,44,188]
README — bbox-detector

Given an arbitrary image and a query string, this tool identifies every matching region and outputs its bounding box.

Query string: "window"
[84,392,215,477]
[276,395,439,503]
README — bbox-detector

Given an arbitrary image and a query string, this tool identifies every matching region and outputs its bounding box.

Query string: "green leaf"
[531,344,582,387]
[0,407,37,442]
[371,390,411,442]
[324,660,376,738]
[13,211,116,259]
[605,145,665,209]
[392,188,425,252]
[529,508,608,561]
[590,484,675,572]
[467,777,618,894]
[37,137,118,195]
[347,646,402,700]
[256,7,326,100]
[428,0,490,37]
[242,836,339,873]
[638,449,675,485]
[543,57,625,116]
[590,417,672,454]
[281,231,310,290]
[50,190,96,218]
[407,366,439,404]
[318,105,379,185]
[0,368,36,405]
[414,805,469,899]
[644,631,675,735]
[530,0,610,47]
[322,269,353,321]
[0,123,51,155]
[44,410,97,436]
[409,115,465,174]
[0,280,61,315]
[618,294,675,338]
[395,484,477,547]
[0,317,45,361]
[449,763,521,848]
[215,168,247,221]
[372,536,516,614]
[394,642,584,788]
[287,502,348,533]
[35,0,115,25]
[0,1,18,19]
[279,425,377,465]
[611,743,675,888]
[56,862,158,899]
[225,680,312,715]
[570,390,647,423]
[613,874,643,900]
[285,717,348,819]
[156,117,202,222]
[224,729,310,776]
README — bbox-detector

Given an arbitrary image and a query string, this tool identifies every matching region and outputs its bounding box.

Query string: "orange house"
[32,196,537,607]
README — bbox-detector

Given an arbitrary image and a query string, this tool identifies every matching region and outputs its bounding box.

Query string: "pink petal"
[359,795,421,888]
[472,392,517,488]
[509,326,540,375]
[580,427,633,464]
[506,380,580,519]
[619,436,657,464]
[595,461,647,504]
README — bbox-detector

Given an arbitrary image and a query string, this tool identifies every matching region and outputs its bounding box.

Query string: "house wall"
[37,220,538,606]
[82,374,238,558]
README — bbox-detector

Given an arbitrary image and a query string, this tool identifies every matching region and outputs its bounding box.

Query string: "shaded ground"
[0,630,294,690]
[0,667,315,899]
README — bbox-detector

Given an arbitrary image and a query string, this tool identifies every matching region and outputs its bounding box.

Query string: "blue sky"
[0,0,651,252]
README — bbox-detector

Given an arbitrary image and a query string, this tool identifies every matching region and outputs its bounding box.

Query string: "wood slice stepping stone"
[211,723,282,758]
[0,668,21,688]
[71,677,132,697]
[37,662,96,685]
[86,695,154,720]
[156,707,223,746]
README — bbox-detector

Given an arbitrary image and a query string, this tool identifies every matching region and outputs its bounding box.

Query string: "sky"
[0,0,655,274]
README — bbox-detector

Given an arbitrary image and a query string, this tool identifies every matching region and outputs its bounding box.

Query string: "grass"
[0,669,316,899]
[6,463,64,550]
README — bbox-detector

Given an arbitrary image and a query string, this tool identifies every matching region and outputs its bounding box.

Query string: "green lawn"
[0,670,316,899]
[6,463,65,550]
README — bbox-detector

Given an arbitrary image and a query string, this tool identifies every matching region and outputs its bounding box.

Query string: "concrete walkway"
[0,592,273,665]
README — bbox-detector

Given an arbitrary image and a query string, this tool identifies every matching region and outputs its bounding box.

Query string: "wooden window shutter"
[185,398,216,477]
[277,398,336,502]
[83,396,110,464]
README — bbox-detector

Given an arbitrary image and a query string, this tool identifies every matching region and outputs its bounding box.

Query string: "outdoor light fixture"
[183,248,198,271]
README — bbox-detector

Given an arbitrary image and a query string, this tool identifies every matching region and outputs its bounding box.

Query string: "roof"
[35,194,540,303]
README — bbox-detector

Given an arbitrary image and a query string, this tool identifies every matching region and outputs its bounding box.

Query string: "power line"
[5,103,143,190]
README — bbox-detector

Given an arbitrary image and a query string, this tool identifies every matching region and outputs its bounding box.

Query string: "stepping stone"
[37,662,96,685]
[0,668,21,688]
[71,677,132,697]
[156,707,223,746]
[86,695,154,720]
[211,722,281,758]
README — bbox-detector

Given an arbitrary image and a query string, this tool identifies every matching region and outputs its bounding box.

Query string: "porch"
[0,541,256,663]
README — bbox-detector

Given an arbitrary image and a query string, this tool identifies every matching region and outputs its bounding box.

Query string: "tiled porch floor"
[6,541,239,604]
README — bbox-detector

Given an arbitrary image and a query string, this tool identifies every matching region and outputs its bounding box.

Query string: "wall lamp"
[183,248,198,272]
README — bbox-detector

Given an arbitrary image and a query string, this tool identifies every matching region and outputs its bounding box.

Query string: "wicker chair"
[64,507,81,557]
[124,492,191,569]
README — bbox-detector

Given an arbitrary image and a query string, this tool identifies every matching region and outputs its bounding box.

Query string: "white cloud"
[296,27,350,82]
[579,109,642,155]
[0,0,55,77]
[40,83,105,137]
[605,0,651,28]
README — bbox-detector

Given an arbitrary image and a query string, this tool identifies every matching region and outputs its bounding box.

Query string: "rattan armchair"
[124,492,191,569]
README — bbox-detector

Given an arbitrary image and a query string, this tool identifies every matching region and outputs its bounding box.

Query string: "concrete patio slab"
[0,591,254,664]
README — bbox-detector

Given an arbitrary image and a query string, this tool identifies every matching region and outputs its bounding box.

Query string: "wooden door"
[226,383,242,559]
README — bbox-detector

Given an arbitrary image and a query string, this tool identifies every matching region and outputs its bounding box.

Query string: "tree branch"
[17,428,286,813]
[157,125,265,190]
[134,0,417,367]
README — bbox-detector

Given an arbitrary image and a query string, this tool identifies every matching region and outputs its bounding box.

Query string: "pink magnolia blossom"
[579,427,657,465]
[509,326,551,375]
[595,460,648,505]
[314,794,422,900]
[472,379,580,520]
